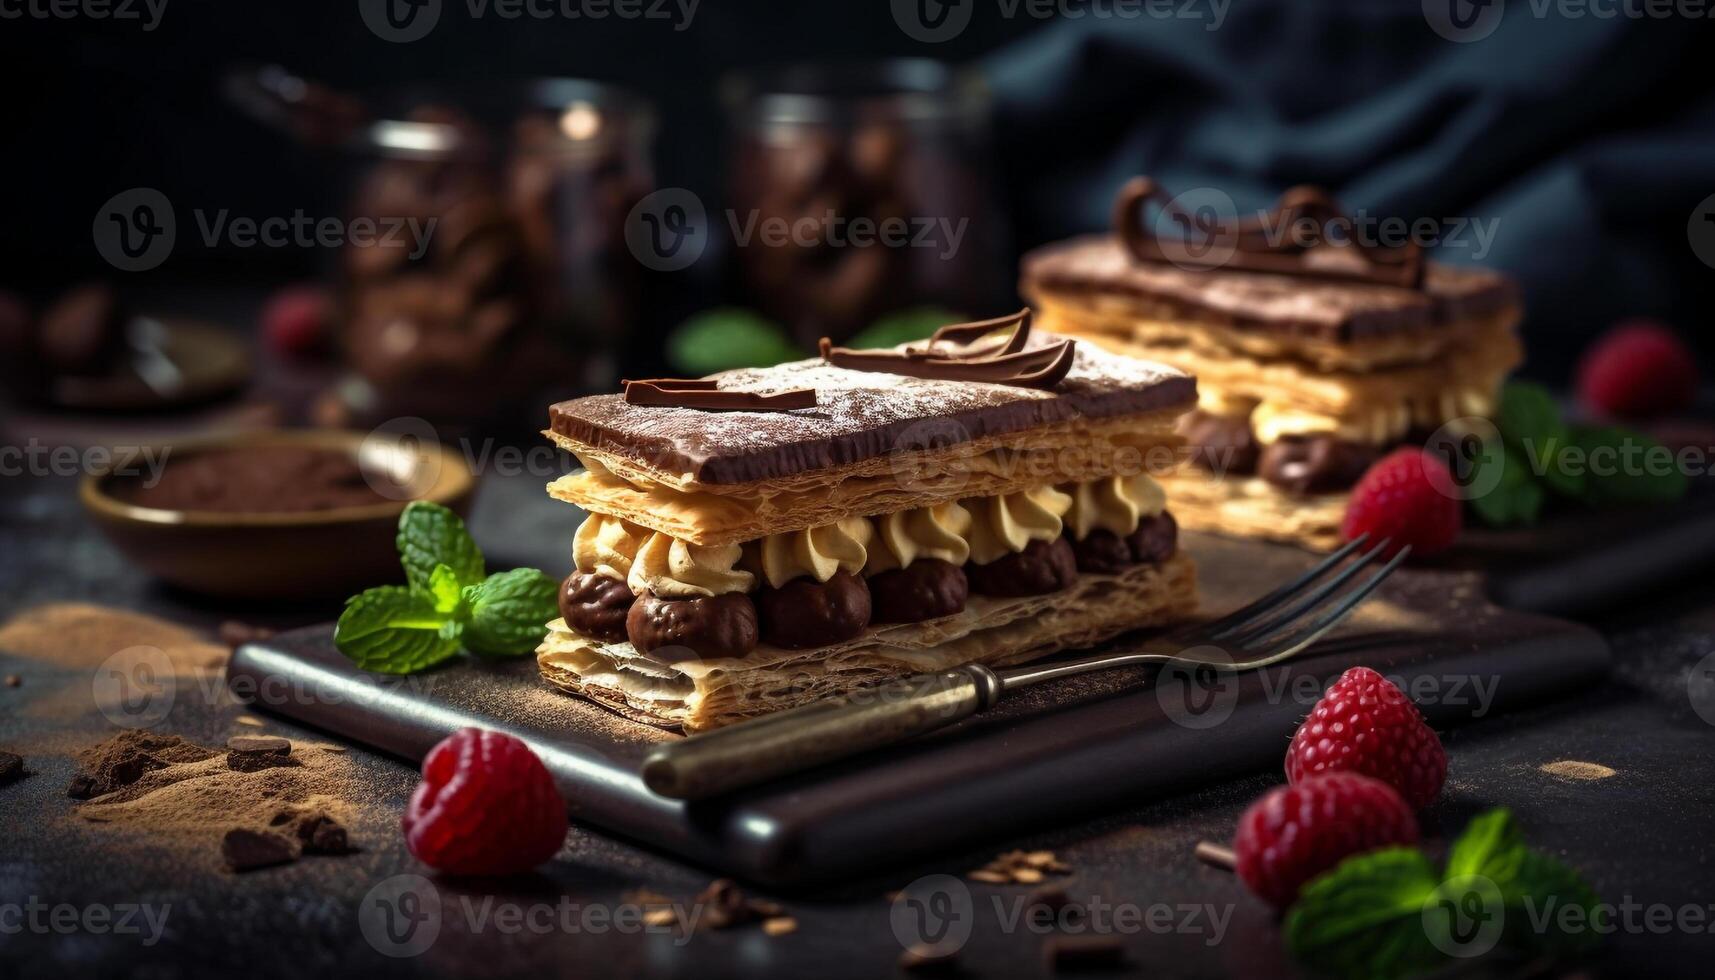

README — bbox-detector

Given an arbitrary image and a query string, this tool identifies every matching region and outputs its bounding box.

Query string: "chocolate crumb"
[688,879,789,932]
[1043,935,1126,971]
[899,943,960,972]
[68,730,218,799]
[235,715,265,728]
[228,735,292,754]
[642,908,678,928]
[269,804,353,855]
[762,916,797,936]
[218,621,276,652]
[222,828,300,872]
[4,674,20,688]
[971,848,1073,884]
[0,751,28,786]
[227,735,296,773]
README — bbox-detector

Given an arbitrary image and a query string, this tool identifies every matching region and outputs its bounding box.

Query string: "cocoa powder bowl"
[79,429,475,601]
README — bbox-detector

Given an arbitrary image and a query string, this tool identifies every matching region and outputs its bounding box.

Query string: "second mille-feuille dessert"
[535,311,1199,731]
[1022,177,1523,550]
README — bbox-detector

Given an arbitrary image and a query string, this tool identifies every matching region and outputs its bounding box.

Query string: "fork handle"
[640,665,1005,801]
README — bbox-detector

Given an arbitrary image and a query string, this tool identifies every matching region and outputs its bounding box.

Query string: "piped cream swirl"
[628,533,754,598]
[1061,474,1167,541]
[754,518,873,589]
[864,503,973,575]
[963,487,1072,565]
[572,513,650,581]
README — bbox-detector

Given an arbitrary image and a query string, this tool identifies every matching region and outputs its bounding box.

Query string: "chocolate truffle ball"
[1182,410,1260,475]
[867,559,968,624]
[1127,512,1179,565]
[1067,529,1134,575]
[965,538,1078,598]
[626,591,759,662]
[559,570,635,642]
[755,571,871,649]
[1259,436,1378,496]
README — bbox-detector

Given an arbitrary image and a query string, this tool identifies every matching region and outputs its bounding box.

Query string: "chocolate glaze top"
[1021,236,1519,342]
[550,334,1195,486]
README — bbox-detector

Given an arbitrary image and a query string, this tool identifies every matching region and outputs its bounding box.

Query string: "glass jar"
[723,60,1006,348]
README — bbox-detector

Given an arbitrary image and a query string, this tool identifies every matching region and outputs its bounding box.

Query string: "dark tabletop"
[2,464,1713,980]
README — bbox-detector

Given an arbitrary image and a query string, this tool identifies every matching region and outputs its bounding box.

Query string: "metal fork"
[641,535,1409,800]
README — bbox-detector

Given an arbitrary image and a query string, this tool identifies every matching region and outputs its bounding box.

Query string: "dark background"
[4,0,1714,380]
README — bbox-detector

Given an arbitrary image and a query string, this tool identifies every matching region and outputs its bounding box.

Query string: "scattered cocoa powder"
[70,730,362,873]
[67,730,218,799]
[4,674,20,688]
[1539,760,1618,781]
[0,603,229,674]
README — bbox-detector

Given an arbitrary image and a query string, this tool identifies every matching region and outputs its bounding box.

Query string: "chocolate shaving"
[622,378,816,412]
[820,308,1075,390]
[1112,175,1426,289]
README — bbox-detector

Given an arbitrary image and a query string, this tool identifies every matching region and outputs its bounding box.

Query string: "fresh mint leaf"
[427,563,466,617]
[334,586,462,674]
[397,501,484,594]
[1534,436,1587,499]
[461,568,560,658]
[1445,808,1527,883]
[1468,443,1545,527]
[844,307,965,350]
[667,309,801,374]
[1504,850,1601,953]
[1572,426,1689,506]
[1285,848,1444,980]
[1497,382,1566,450]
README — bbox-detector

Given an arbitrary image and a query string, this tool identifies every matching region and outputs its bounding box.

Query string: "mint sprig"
[335,502,559,674]
[1470,381,1689,527]
[1285,808,1598,979]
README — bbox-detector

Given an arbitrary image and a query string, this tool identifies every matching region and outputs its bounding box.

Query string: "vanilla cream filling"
[577,479,1154,595]
[863,502,974,575]
[962,487,1073,566]
[572,513,650,581]
[1060,473,1167,541]
[626,534,753,598]
[752,518,873,589]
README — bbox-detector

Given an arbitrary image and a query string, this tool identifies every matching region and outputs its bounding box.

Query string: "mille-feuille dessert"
[535,311,1200,731]
[1021,177,1523,550]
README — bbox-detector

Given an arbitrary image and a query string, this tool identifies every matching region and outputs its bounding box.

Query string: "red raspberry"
[1233,772,1419,908]
[260,284,332,359]
[1286,666,1447,809]
[403,728,568,875]
[1339,448,1461,559]
[1576,319,1698,420]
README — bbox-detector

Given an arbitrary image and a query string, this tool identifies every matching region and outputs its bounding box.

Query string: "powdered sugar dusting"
[551,333,1194,484]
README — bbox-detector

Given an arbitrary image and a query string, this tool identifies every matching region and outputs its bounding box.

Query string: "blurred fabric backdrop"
[4,0,1713,381]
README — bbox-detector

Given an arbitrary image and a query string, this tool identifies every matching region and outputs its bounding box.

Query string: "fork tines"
[1187,535,1410,660]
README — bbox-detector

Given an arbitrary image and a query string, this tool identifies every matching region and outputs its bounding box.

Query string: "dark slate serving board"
[226,535,1610,889]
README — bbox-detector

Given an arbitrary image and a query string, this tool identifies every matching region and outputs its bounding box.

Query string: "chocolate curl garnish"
[1112,176,1426,289]
[819,309,1076,390]
[623,378,816,411]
